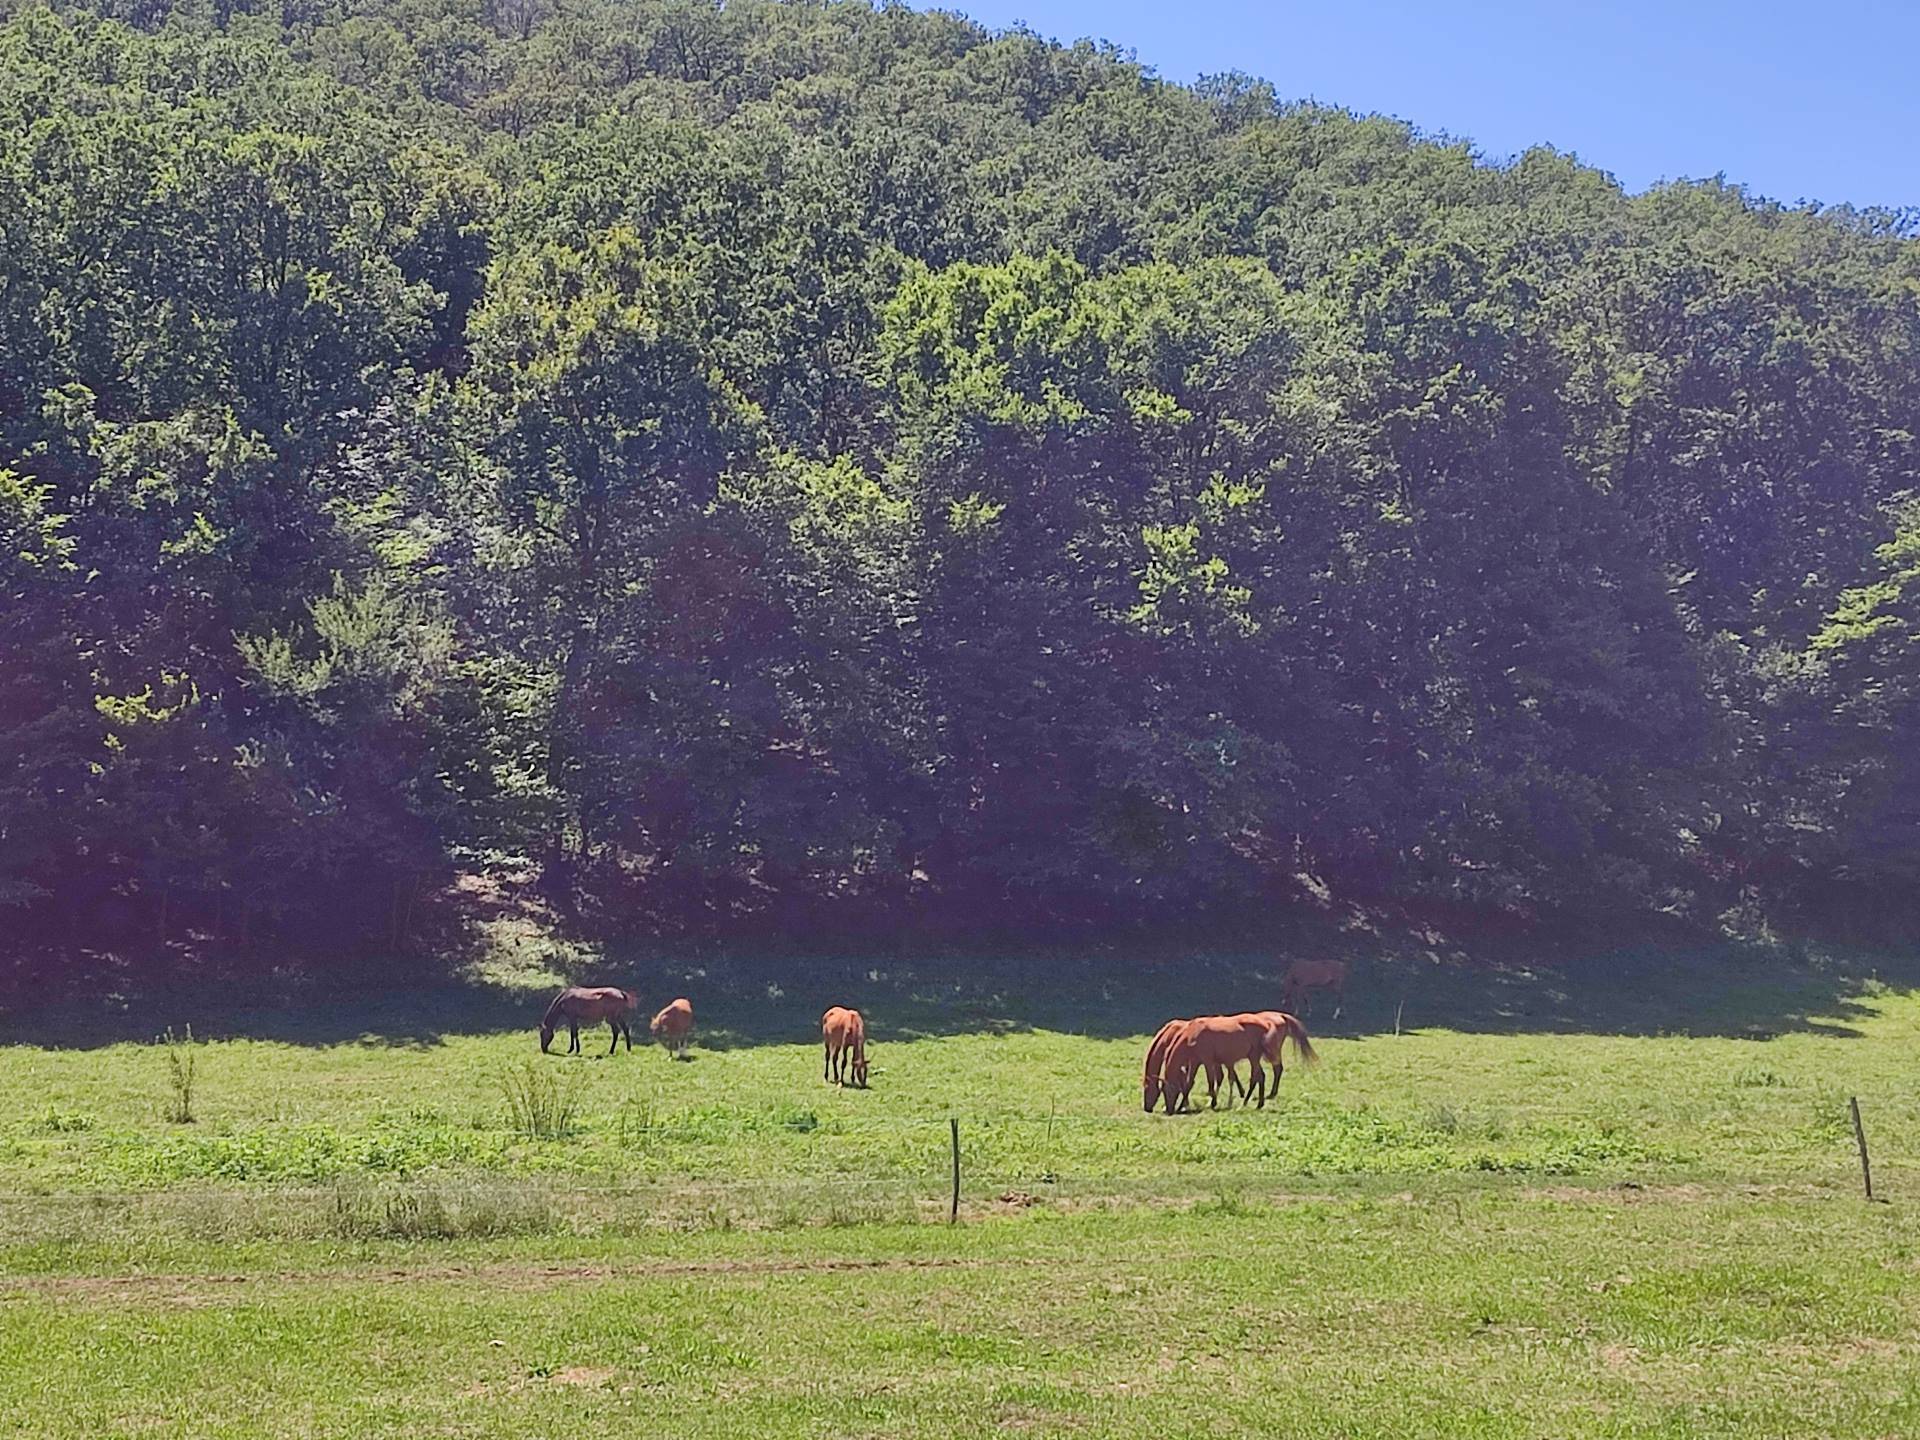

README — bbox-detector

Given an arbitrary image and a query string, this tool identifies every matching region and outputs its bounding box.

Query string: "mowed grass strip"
[2,1192,1917,1438]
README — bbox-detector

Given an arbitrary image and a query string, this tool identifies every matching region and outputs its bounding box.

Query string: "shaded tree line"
[2,0,1917,975]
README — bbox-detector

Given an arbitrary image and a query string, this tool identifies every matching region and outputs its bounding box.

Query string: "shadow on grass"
[0,965,535,1051]
[2,926,1914,1052]
[685,939,1917,1050]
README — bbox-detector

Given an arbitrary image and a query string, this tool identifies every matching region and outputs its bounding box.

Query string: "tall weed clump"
[159,1025,198,1124]
[502,1061,581,1140]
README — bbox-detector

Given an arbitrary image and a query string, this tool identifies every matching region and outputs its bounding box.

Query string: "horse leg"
[1249,1057,1266,1109]
[568,1020,580,1055]
[606,1018,618,1056]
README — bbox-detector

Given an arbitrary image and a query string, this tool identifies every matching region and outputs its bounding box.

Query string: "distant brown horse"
[540,987,639,1055]
[822,1006,869,1087]
[1279,958,1347,1016]
[650,997,694,1058]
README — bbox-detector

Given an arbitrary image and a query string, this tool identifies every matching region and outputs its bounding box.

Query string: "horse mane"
[1142,1019,1184,1089]
[540,988,572,1030]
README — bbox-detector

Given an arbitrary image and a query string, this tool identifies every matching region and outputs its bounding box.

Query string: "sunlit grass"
[1,966,1916,1436]
[1,987,1916,1206]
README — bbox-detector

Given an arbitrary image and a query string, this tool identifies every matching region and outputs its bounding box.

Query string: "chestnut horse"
[1160,1015,1272,1113]
[1161,1012,1317,1112]
[539,986,639,1055]
[1240,1010,1318,1104]
[822,1006,869,1087]
[1143,1017,1255,1111]
[1279,958,1347,1016]
[1142,1018,1189,1112]
[650,997,695,1058]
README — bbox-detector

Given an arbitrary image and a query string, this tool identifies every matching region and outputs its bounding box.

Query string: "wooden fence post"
[1850,1096,1874,1202]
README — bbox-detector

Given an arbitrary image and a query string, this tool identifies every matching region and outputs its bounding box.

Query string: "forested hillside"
[3,0,1918,975]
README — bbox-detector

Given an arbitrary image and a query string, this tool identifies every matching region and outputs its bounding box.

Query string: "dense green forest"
[3,0,1918,980]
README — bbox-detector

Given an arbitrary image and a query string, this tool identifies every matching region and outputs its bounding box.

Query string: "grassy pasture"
[2,947,1918,1435]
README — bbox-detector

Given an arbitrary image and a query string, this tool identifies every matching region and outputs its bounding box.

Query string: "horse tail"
[1279,1013,1319,1068]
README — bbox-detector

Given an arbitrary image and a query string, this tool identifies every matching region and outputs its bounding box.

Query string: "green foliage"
[5,0,1920,967]
[0,470,73,578]
[1812,507,1920,658]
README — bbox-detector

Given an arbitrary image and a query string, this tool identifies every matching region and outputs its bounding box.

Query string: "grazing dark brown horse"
[1279,958,1347,1016]
[650,997,694,1058]
[540,987,639,1055]
[822,1006,869,1087]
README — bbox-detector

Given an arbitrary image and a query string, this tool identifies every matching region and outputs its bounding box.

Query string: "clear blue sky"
[939,1,1920,211]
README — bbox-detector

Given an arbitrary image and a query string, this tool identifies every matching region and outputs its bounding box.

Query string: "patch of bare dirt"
[997,1404,1081,1431]
[549,1366,616,1388]
[1522,1183,1713,1204]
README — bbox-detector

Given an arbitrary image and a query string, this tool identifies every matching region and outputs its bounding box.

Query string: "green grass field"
[3,947,1918,1436]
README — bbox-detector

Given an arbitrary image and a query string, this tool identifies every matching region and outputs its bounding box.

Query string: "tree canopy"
[4,0,1918,973]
